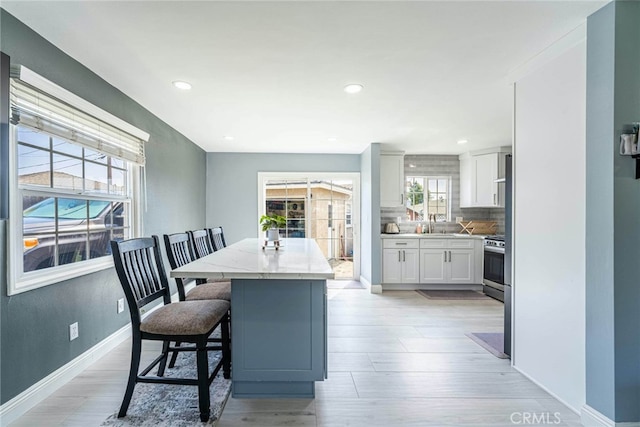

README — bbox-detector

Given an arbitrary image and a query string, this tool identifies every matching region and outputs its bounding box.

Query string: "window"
[405,176,451,222]
[8,66,148,295]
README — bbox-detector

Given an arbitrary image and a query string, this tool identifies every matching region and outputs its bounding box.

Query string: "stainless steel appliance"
[383,222,400,234]
[483,235,505,302]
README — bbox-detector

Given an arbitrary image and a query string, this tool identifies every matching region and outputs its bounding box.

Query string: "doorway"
[258,173,360,280]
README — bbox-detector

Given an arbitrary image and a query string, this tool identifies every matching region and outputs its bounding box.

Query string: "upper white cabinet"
[459,147,511,208]
[380,153,405,207]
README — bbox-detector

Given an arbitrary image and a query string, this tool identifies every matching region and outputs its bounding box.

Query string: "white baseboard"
[581,405,640,427]
[360,275,382,293]
[0,298,168,427]
[0,323,131,427]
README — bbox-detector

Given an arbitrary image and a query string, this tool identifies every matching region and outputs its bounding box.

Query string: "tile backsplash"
[380,154,505,235]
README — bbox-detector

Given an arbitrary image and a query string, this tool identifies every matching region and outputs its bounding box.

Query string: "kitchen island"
[170,238,333,398]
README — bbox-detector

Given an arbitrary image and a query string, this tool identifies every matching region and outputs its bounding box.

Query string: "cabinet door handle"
[448,251,451,262]
[398,251,401,262]
[493,193,497,205]
[395,242,408,245]
[403,250,406,262]
[401,193,404,205]
[444,251,447,262]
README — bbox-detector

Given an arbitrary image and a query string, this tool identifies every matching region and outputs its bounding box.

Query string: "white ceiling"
[2,1,606,155]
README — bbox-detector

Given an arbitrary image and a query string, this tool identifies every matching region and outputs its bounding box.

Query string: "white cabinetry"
[382,239,419,283]
[419,238,476,284]
[380,153,404,207]
[459,147,511,208]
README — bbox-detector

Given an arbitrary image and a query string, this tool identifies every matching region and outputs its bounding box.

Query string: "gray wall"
[0,10,207,404]
[205,152,360,246]
[586,1,640,422]
[381,154,504,234]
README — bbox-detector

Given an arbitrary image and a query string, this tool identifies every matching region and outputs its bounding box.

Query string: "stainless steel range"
[483,235,505,302]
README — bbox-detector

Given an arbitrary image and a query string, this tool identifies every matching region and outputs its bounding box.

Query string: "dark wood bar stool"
[110,236,230,422]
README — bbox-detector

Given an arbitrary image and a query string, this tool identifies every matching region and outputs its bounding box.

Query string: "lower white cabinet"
[420,248,474,284]
[382,239,420,284]
[382,237,481,285]
[419,238,476,284]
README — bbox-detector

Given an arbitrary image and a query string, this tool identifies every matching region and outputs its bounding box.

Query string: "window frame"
[405,175,452,223]
[7,125,142,296]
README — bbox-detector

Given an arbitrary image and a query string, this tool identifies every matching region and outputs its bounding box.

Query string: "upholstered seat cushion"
[140,300,230,336]
[187,282,231,301]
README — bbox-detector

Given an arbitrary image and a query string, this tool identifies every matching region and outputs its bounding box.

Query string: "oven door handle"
[484,246,505,254]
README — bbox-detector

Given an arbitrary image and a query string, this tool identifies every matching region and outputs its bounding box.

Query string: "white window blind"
[9,66,148,165]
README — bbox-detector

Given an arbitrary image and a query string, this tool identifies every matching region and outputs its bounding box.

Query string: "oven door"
[483,247,505,285]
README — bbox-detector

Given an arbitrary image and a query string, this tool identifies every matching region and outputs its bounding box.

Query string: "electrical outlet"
[69,322,79,341]
[117,298,125,314]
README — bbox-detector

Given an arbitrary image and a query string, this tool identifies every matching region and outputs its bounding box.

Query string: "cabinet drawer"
[448,239,475,249]
[383,239,419,249]
[419,239,447,249]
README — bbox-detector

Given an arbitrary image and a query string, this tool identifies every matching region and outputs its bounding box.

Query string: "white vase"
[266,228,279,241]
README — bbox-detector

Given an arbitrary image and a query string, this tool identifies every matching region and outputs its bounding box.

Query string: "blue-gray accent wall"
[0,10,207,404]
[586,1,640,422]
[205,152,360,245]
[359,143,381,286]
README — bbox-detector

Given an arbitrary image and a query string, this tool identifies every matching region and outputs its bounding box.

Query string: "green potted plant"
[259,213,286,241]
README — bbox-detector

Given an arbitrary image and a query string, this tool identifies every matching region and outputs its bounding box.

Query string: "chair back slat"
[208,227,226,251]
[189,229,213,259]
[163,233,198,301]
[111,236,171,325]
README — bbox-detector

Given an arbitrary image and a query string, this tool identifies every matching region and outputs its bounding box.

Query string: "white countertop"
[170,238,335,280]
[380,233,486,239]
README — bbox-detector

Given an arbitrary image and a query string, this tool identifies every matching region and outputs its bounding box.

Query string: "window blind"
[10,70,148,166]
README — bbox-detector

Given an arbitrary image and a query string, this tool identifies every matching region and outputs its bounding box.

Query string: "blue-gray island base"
[169,238,333,398]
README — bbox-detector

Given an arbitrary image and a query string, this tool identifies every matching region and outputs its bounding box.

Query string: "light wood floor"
[10,286,583,426]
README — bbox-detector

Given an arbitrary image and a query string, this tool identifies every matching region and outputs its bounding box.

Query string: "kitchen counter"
[170,237,334,280]
[381,233,486,239]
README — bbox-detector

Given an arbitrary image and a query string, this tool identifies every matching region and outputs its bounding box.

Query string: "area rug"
[467,332,509,359]
[101,349,231,426]
[416,289,490,300]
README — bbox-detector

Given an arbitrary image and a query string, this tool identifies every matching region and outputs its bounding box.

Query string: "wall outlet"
[69,322,79,341]
[117,298,125,314]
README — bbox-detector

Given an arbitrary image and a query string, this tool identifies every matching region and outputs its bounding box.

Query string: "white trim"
[507,23,586,84]
[0,323,130,427]
[381,283,482,291]
[581,405,640,427]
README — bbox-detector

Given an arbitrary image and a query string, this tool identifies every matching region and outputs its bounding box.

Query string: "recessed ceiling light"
[343,84,364,94]
[172,81,192,90]
[457,139,468,144]
[409,164,416,168]
[327,137,337,142]
[223,135,234,141]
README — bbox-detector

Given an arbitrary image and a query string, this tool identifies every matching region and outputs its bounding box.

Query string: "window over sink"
[405,176,451,222]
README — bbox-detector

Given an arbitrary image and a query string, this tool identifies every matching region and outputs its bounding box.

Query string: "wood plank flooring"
[9,286,584,426]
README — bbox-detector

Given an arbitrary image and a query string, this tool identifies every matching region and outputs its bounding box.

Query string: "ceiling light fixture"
[223,135,234,141]
[343,84,364,94]
[172,80,192,90]
[457,139,468,144]
[409,164,416,168]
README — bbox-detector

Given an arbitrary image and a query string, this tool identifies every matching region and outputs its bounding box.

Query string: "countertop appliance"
[383,222,400,234]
